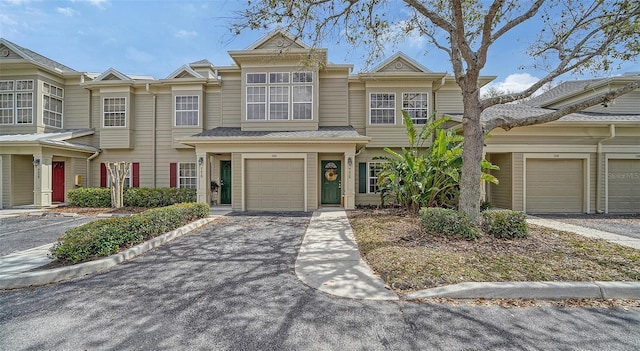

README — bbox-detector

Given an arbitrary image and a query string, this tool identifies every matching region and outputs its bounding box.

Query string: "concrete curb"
[404,281,640,300]
[0,217,218,290]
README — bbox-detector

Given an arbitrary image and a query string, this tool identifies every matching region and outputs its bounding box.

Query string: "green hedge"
[419,207,478,240]
[67,188,111,207]
[480,210,529,239]
[51,203,209,263]
[67,187,196,207]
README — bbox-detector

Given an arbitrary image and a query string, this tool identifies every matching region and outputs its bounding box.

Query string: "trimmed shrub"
[481,210,529,239]
[51,202,209,263]
[419,207,478,240]
[67,187,197,208]
[67,187,111,207]
[480,201,493,212]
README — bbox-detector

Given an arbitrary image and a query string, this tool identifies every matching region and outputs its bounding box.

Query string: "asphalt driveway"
[534,213,640,239]
[1,213,639,350]
[0,214,96,256]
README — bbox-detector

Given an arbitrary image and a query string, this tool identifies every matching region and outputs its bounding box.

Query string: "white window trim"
[0,80,34,125]
[368,162,384,194]
[245,71,314,121]
[402,92,429,125]
[178,162,197,189]
[174,95,200,126]
[43,82,64,129]
[369,93,396,125]
[102,97,127,128]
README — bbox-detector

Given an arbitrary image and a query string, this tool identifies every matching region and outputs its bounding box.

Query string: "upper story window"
[175,95,199,126]
[402,93,429,125]
[43,82,63,128]
[246,71,313,121]
[370,93,395,125]
[0,80,34,125]
[103,97,126,127]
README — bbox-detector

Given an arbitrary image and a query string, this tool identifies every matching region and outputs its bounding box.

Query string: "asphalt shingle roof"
[446,104,640,123]
[2,39,77,73]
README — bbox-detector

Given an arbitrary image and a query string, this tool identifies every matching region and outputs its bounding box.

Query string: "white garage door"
[526,159,583,213]
[245,159,305,211]
[608,159,640,213]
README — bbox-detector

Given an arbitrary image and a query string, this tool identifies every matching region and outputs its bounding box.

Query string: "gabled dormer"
[370,52,433,74]
[93,68,132,82]
[228,30,327,132]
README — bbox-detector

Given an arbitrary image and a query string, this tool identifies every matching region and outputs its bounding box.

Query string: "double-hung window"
[402,93,429,125]
[175,95,199,126]
[103,97,126,127]
[178,162,197,189]
[247,73,267,120]
[370,93,395,124]
[43,82,63,128]
[368,162,384,193]
[246,71,313,120]
[108,169,131,188]
[0,80,34,125]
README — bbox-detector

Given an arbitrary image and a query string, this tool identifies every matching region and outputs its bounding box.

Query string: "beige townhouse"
[1,31,638,213]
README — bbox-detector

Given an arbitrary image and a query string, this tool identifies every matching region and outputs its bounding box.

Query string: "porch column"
[196,153,209,205]
[33,155,52,207]
[344,151,356,209]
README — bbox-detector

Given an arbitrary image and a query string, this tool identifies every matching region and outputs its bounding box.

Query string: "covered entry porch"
[178,127,370,212]
[0,130,99,209]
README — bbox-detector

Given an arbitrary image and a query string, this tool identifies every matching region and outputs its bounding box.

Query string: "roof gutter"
[596,124,615,213]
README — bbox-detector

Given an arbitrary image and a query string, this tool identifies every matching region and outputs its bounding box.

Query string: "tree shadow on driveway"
[0,214,639,350]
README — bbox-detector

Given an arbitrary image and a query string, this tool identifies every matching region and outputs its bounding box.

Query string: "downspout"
[146,84,157,187]
[87,150,101,186]
[596,124,615,213]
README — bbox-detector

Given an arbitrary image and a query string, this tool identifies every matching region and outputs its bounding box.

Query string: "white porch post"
[33,155,52,207]
[196,153,209,205]
[344,151,356,209]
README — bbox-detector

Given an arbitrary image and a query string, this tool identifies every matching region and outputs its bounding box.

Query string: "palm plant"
[376,111,498,211]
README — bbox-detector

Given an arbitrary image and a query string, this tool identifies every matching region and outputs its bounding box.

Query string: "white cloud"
[125,47,154,64]
[56,7,77,17]
[481,73,541,97]
[174,30,197,39]
[4,0,30,5]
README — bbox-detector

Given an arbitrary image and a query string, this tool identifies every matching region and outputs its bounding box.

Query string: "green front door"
[321,160,341,204]
[220,160,232,205]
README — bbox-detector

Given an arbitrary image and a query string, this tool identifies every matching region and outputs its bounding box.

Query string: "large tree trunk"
[458,86,484,224]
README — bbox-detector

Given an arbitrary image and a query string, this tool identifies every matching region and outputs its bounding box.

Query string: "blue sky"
[2,0,638,93]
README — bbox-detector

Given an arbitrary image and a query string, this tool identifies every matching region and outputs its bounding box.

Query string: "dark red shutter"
[169,163,177,187]
[100,163,107,187]
[132,162,140,187]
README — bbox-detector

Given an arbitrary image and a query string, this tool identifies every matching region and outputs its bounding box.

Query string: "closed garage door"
[526,159,583,213]
[608,159,640,213]
[245,159,305,211]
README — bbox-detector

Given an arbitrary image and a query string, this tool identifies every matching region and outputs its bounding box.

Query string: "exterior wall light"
[33,159,40,167]
[347,157,353,167]
[198,157,204,166]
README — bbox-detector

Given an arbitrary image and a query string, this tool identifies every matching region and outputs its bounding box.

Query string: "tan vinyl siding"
[488,153,512,209]
[348,88,366,135]
[205,90,221,129]
[435,90,464,116]
[319,77,349,126]
[62,84,90,129]
[12,155,33,206]
[366,128,413,148]
[221,75,241,127]
[307,153,318,211]
[512,153,524,211]
[72,157,87,187]
[585,91,639,113]
[589,152,596,212]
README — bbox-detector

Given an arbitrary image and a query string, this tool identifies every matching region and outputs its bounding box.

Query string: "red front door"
[52,161,65,202]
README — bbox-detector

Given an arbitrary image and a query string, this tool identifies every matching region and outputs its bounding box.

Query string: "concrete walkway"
[295,209,399,300]
[527,217,640,249]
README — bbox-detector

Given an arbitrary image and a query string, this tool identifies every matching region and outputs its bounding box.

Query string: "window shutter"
[169,163,177,188]
[132,162,140,187]
[358,163,367,193]
[100,163,107,187]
